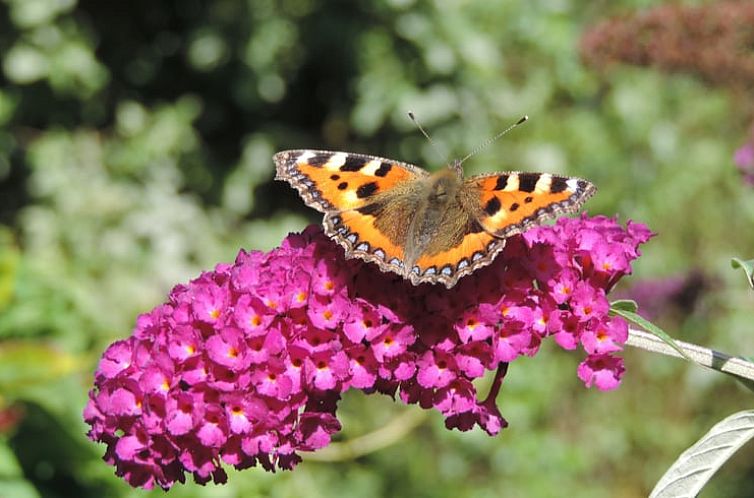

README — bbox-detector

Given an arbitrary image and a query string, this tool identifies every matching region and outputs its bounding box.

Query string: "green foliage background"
[0,0,752,497]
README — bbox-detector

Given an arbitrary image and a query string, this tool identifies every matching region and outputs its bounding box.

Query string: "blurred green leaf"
[0,342,78,394]
[0,91,17,127]
[0,431,41,498]
[0,229,20,312]
[2,44,48,84]
[5,0,75,28]
[0,478,40,498]
[731,257,754,290]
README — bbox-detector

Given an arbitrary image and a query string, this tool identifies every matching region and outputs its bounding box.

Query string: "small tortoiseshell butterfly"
[274,147,595,288]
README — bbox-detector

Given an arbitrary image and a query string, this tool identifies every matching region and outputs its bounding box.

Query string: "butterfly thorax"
[403,169,467,273]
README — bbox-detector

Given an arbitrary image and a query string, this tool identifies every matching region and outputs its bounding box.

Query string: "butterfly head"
[450,158,464,178]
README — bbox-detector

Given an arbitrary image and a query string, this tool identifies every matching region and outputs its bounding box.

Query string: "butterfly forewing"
[274,150,428,213]
[276,149,428,279]
[469,172,596,237]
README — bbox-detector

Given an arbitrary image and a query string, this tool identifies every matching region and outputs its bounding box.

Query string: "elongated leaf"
[608,299,638,313]
[650,410,754,498]
[610,306,691,361]
[731,258,754,289]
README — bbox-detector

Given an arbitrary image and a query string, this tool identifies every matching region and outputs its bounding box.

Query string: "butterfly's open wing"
[404,171,595,288]
[274,149,429,277]
[274,150,428,213]
[409,213,506,288]
[468,172,596,237]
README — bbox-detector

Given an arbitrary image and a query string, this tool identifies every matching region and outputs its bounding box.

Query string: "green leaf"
[735,377,754,394]
[0,228,20,311]
[609,299,638,313]
[610,306,691,361]
[731,258,754,289]
[650,410,754,498]
[0,342,78,394]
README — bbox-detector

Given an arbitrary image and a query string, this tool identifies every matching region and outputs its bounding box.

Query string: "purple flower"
[734,141,754,187]
[577,353,626,390]
[617,270,710,321]
[85,215,652,489]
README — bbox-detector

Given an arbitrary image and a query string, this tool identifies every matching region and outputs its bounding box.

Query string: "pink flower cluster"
[84,215,652,489]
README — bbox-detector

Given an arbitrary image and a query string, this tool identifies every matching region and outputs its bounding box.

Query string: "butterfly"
[274,149,595,288]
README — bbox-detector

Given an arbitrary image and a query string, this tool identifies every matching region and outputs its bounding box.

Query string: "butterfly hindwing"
[324,209,408,277]
[468,172,596,237]
[274,150,429,213]
[410,216,506,288]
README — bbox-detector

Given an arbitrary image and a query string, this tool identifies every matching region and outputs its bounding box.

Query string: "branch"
[627,328,754,382]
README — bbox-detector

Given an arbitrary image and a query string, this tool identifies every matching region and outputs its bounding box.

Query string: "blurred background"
[1,0,753,496]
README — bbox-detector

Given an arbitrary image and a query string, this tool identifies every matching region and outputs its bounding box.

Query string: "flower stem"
[304,408,428,462]
[482,362,509,404]
[627,328,754,382]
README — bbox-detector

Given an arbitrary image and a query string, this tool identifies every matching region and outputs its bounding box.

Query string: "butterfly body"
[274,149,595,288]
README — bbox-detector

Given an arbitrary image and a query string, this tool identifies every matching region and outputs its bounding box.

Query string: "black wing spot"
[494,175,509,190]
[518,174,540,193]
[337,182,348,190]
[577,180,588,191]
[524,196,533,203]
[550,177,568,193]
[330,174,341,180]
[356,182,379,199]
[357,202,384,216]
[375,162,392,177]
[340,156,368,172]
[510,202,520,211]
[308,153,332,167]
[484,197,501,216]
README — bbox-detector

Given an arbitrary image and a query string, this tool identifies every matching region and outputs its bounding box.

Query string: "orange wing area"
[327,209,505,288]
[323,209,406,275]
[470,172,595,237]
[274,150,427,213]
[413,231,500,274]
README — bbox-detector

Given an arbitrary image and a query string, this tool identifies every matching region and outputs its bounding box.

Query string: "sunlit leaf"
[609,299,638,313]
[609,306,691,361]
[650,410,754,498]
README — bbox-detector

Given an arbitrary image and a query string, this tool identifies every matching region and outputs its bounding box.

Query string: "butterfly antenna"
[458,115,529,166]
[408,111,448,164]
